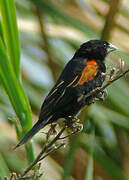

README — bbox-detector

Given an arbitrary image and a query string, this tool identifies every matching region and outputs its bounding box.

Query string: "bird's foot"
[73,122,83,132]
[95,88,107,101]
[65,116,83,132]
[72,116,81,123]
[65,116,79,127]
[58,117,83,140]
[89,87,107,101]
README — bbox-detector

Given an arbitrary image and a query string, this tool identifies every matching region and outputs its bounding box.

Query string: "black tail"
[13,120,47,150]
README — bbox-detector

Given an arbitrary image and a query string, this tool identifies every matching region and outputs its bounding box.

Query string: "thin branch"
[58,129,80,140]
[101,0,120,41]
[17,127,66,179]
[85,68,129,100]
[101,68,129,91]
[16,174,35,180]
[39,143,65,161]
[35,7,58,82]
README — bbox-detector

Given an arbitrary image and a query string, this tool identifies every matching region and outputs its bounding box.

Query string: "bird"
[14,40,117,149]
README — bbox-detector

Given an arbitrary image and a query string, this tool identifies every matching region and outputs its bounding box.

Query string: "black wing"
[39,59,84,120]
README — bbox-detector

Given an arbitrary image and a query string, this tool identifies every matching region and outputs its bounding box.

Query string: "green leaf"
[89,105,118,148]
[107,80,129,117]
[0,21,5,44]
[2,152,27,173]
[85,128,94,180]
[85,153,93,180]
[80,135,124,180]
[0,153,9,178]
[0,37,35,163]
[93,105,129,129]
[0,38,31,131]
[0,0,20,77]
[8,117,22,141]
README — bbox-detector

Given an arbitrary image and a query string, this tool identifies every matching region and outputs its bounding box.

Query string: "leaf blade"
[0,0,20,77]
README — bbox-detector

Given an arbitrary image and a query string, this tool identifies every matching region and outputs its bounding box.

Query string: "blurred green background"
[0,0,129,179]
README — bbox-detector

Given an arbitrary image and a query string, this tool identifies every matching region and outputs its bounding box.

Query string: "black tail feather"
[13,120,46,150]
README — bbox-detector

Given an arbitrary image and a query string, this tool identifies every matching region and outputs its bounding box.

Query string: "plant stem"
[101,0,121,41]
[35,8,57,82]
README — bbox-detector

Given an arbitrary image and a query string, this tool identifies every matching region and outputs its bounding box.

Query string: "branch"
[17,127,66,179]
[101,68,129,91]
[101,0,120,41]
[34,7,58,82]
[85,68,129,101]
[39,143,65,161]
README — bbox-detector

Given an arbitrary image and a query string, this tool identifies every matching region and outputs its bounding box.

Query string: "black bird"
[14,40,117,149]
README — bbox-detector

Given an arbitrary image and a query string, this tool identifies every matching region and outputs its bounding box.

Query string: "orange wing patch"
[74,60,98,87]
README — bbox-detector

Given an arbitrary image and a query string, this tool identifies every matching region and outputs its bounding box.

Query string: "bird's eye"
[103,43,106,47]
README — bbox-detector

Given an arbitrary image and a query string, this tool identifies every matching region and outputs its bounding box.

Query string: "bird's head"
[74,40,117,61]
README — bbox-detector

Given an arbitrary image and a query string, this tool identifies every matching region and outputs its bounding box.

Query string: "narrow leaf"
[0,153,9,178]
[85,128,94,180]
[0,0,20,77]
[0,37,35,163]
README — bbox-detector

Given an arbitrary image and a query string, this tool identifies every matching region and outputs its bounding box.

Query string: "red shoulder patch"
[73,59,98,86]
[87,59,96,66]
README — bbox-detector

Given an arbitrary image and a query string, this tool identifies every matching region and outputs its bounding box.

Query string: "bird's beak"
[107,43,118,53]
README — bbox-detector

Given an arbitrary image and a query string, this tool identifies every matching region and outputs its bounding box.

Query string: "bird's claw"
[65,116,83,132]
[95,89,107,101]
[90,87,107,101]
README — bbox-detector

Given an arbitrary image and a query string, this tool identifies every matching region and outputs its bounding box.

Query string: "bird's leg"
[65,116,83,132]
[72,116,81,123]
[94,88,107,101]
[84,87,106,106]
[65,116,80,128]
[64,116,74,128]
[58,116,83,140]
[93,87,107,101]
